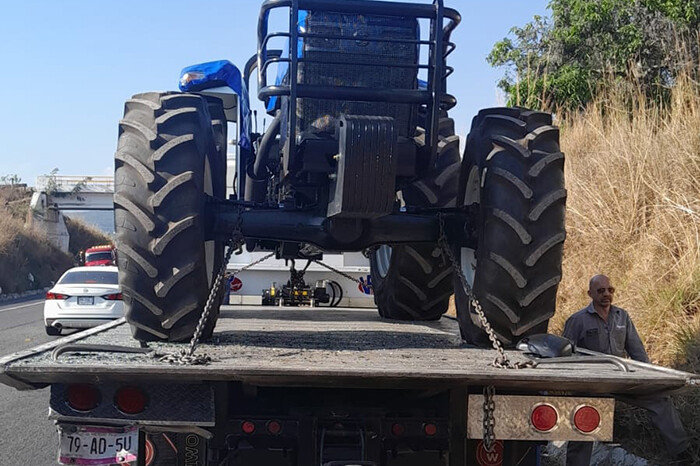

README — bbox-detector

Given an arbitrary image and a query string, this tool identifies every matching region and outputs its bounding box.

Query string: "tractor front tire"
[114,92,224,342]
[455,108,566,346]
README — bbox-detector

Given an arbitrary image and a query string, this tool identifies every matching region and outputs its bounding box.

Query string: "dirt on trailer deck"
[1,307,697,394]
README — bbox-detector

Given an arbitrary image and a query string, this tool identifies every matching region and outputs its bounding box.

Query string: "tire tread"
[455,107,566,345]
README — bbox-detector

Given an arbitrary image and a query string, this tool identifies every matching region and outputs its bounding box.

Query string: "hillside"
[554,73,700,365]
[0,187,112,295]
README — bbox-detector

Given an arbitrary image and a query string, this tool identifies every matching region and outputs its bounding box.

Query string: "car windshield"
[59,270,118,285]
[86,252,113,262]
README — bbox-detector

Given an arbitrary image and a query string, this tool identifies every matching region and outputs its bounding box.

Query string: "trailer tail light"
[530,403,558,432]
[423,423,438,436]
[115,386,148,414]
[241,420,256,434]
[67,384,100,412]
[102,293,123,300]
[266,420,282,435]
[573,405,601,434]
[391,423,405,437]
[46,291,70,300]
[468,394,613,441]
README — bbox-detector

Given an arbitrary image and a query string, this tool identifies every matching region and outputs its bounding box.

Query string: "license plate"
[58,425,138,465]
[77,296,94,305]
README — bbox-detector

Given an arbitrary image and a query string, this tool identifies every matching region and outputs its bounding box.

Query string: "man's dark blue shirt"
[562,303,649,363]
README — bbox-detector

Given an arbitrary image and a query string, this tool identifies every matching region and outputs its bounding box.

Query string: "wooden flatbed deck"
[1,307,697,394]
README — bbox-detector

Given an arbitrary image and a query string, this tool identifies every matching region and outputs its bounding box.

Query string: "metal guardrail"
[35,175,114,193]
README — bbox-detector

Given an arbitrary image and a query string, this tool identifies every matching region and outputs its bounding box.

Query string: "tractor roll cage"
[257,0,461,167]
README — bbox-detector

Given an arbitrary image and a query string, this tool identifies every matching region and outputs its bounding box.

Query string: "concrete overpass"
[33,175,114,211]
[28,175,114,252]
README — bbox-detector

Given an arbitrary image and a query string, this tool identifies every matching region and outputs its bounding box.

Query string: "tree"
[44,168,60,196]
[489,0,699,111]
[0,174,22,186]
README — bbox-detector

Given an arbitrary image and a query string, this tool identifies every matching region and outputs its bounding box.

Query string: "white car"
[43,266,124,335]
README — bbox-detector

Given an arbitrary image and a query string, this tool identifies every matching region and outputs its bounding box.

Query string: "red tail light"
[391,423,405,437]
[67,384,100,412]
[241,420,256,435]
[102,293,123,300]
[530,403,558,432]
[573,405,601,434]
[115,386,147,414]
[46,291,70,300]
[266,420,282,435]
[423,423,438,436]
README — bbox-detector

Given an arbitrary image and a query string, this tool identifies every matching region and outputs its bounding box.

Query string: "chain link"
[482,385,497,452]
[232,251,277,275]
[436,213,537,453]
[312,259,370,289]
[158,234,240,365]
[436,214,535,370]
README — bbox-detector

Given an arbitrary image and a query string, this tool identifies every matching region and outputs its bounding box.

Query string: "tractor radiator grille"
[298,12,419,137]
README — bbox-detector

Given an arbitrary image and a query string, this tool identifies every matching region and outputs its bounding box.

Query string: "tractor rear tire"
[369,117,460,321]
[114,91,224,342]
[455,107,566,346]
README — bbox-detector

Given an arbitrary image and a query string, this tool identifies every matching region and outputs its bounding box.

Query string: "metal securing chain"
[312,258,371,291]
[482,385,497,452]
[158,235,240,365]
[159,209,275,365]
[436,213,536,452]
[436,213,535,370]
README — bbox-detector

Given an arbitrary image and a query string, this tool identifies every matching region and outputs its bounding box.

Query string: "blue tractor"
[114,0,566,344]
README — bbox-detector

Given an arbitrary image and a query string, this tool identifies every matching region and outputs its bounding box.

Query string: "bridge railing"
[35,175,114,193]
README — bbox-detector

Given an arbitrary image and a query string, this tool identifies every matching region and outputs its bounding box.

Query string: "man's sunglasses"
[596,287,615,294]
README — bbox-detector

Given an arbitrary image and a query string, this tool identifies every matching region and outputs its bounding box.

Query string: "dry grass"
[63,216,112,255]
[0,185,32,220]
[551,59,700,459]
[553,70,700,366]
[0,213,73,293]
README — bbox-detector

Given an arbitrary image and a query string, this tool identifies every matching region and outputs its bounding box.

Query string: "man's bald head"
[589,274,610,292]
[588,274,614,310]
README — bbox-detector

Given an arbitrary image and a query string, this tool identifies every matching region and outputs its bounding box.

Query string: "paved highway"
[0,298,66,465]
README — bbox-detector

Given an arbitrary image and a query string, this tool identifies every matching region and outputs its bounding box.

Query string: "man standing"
[562,274,691,465]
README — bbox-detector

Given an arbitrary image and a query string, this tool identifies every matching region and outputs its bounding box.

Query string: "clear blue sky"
[0,0,549,186]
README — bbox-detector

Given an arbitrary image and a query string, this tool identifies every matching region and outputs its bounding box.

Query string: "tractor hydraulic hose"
[253,110,281,178]
[329,280,343,307]
[244,110,281,202]
[244,165,268,203]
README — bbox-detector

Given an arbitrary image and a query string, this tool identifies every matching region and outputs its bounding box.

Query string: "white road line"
[0,301,43,313]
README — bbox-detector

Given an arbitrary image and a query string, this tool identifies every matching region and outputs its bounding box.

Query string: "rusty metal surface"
[1,307,696,394]
[467,394,615,442]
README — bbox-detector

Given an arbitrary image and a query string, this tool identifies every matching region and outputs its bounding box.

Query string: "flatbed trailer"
[1,306,697,466]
